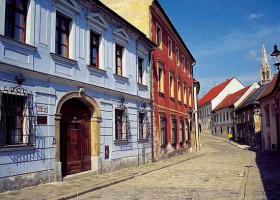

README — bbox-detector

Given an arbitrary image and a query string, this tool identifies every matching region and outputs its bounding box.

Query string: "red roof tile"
[198,78,234,106]
[212,86,250,111]
[258,71,280,100]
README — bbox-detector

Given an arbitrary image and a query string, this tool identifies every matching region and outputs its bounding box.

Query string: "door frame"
[54,91,101,180]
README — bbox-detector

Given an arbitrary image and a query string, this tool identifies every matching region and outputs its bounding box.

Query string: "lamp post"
[270,44,280,71]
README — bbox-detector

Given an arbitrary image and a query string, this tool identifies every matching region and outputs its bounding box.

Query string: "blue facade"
[0,0,154,192]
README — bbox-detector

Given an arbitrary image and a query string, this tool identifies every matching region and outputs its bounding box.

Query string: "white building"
[198,77,244,134]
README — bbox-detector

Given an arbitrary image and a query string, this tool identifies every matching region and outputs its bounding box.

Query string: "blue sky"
[158,0,280,98]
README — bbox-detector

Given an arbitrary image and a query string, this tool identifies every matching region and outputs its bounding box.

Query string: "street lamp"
[270,44,280,71]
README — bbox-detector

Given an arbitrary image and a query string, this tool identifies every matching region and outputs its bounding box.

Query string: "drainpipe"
[149,49,155,162]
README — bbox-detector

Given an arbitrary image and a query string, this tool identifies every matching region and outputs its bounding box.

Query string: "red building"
[100,0,196,160]
[151,1,196,159]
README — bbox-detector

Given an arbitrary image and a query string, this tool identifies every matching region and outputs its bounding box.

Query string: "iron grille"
[171,118,177,144]
[160,116,167,145]
[0,85,36,146]
[115,108,131,141]
[138,112,150,140]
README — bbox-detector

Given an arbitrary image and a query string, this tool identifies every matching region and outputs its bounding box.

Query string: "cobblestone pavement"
[1,134,280,200]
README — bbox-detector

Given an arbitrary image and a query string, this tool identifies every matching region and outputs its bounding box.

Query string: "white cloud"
[248,13,263,20]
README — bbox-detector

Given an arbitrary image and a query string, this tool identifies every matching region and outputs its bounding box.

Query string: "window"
[156,24,162,48]
[160,115,167,145]
[5,0,28,42]
[185,120,189,142]
[90,32,100,67]
[187,61,190,77]
[138,57,144,84]
[220,127,223,134]
[171,117,177,144]
[168,38,172,58]
[0,86,34,146]
[188,87,192,106]
[176,47,179,66]
[226,111,229,121]
[139,112,149,140]
[115,45,123,76]
[169,72,174,98]
[223,112,225,121]
[178,78,181,102]
[183,83,187,104]
[115,108,129,140]
[182,56,186,72]
[179,119,184,142]
[265,109,270,126]
[55,13,71,57]
[158,62,164,93]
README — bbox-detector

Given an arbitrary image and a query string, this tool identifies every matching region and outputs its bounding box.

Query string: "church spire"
[260,41,272,85]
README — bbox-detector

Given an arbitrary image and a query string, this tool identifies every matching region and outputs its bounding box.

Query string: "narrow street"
[2,134,280,200]
[74,135,252,200]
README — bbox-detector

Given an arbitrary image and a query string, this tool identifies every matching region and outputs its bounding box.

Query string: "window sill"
[113,74,129,81]
[0,145,35,153]
[0,35,37,52]
[138,138,149,142]
[158,92,165,98]
[50,53,77,65]
[87,65,107,74]
[114,139,129,144]
[138,83,148,89]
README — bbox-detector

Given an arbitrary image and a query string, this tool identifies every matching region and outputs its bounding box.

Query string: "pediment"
[113,28,130,45]
[87,13,109,32]
[54,0,81,13]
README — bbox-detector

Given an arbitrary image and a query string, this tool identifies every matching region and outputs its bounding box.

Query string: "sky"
[158,0,280,98]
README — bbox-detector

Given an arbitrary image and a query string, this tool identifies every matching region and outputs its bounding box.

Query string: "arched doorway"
[60,98,91,176]
[54,91,101,180]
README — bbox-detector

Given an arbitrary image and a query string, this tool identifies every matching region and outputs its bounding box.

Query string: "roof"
[153,0,196,63]
[258,71,280,100]
[198,78,234,106]
[236,84,268,110]
[212,86,250,111]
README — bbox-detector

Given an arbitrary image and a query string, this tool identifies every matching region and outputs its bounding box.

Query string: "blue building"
[0,0,155,191]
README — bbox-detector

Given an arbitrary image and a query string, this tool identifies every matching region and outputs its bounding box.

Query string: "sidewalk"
[0,149,205,200]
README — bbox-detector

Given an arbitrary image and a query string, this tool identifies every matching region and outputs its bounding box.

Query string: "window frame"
[158,62,164,93]
[160,114,167,146]
[178,77,181,102]
[0,85,35,148]
[55,12,71,58]
[115,44,124,76]
[115,107,130,141]
[171,117,177,144]
[138,57,144,85]
[169,71,174,99]
[89,31,100,68]
[168,37,172,58]
[156,23,162,49]
[176,47,179,66]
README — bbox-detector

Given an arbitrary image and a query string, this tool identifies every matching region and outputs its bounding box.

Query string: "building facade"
[258,72,280,151]
[0,0,155,192]
[198,77,245,134]
[235,84,266,147]
[100,0,197,160]
[212,87,249,138]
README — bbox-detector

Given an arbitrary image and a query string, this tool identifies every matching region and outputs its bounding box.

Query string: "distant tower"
[260,42,272,85]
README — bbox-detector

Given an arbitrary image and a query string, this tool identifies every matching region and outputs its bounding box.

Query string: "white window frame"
[86,12,109,70]
[0,0,36,46]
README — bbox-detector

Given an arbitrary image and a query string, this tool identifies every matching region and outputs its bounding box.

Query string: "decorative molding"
[50,53,77,65]
[87,13,109,33]
[0,35,37,52]
[54,0,81,14]
[113,28,130,45]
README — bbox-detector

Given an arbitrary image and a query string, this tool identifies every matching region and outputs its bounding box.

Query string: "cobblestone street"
[1,134,280,200]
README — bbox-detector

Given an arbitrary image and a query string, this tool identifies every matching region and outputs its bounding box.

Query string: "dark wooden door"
[60,99,91,176]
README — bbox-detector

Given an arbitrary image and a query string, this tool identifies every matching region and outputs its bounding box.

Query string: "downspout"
[149,48,155,162]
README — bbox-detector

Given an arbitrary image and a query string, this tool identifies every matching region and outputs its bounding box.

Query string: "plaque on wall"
[37,116,48,125]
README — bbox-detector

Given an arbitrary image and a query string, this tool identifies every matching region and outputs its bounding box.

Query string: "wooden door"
[60,98,91,176]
